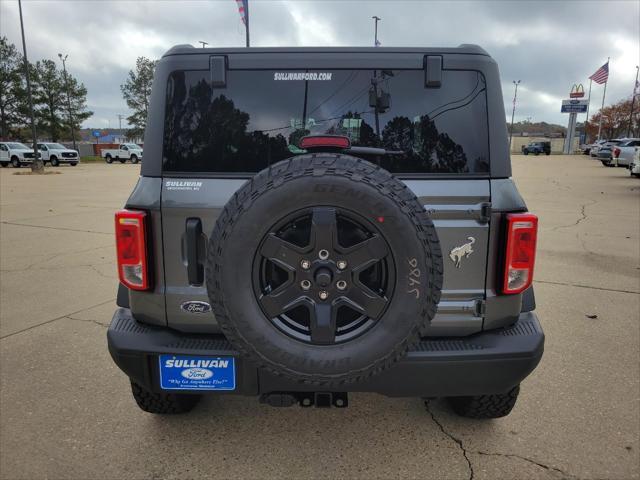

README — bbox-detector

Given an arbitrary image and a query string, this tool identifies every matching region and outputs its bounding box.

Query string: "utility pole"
[372,16,381,138]
[245,0,250,47]
[627,65,639,138]
[372,16,381,47]
[58,53,76,151]
[117,114,124,131]
[509,80,521,151]
[198,41,208,48]
[18,0,42,172]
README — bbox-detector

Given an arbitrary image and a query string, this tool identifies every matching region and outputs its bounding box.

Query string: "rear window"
[162,69,489,174]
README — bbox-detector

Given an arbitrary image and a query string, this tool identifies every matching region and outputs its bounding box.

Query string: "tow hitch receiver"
[260,392,349,408]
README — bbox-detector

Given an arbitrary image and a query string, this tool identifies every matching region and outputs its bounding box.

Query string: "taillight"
[299,135,351,150]
[502,213,538,294]
[115,210,149,290]
[613,147,621,158]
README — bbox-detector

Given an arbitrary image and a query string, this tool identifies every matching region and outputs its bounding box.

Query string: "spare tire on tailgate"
[206,154,443,385]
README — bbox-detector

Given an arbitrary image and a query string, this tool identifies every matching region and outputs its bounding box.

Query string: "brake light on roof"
[299,135,351,150]
[115,210,149,290]
[502,213,538,294]
[613,147,621,158]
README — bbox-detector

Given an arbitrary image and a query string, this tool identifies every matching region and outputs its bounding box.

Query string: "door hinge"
[474,299,486,317]
[480,202,492,224]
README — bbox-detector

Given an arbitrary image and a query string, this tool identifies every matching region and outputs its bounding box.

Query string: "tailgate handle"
[185,218,204,285]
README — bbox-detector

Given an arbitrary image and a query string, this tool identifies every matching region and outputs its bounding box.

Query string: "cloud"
[1,0,638,129]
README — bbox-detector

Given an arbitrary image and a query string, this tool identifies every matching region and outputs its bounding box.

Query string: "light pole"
[372,16,381,47]
[627,65,639,138]
[509,80,521,151]
[58,53,76,151]
[18,0,42,172]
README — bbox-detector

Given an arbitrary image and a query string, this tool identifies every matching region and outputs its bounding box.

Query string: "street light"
[17,0,42,172]
[509,80,521,151]
[58,53,77,151]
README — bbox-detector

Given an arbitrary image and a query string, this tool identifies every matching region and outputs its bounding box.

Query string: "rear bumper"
[107,308,544,397]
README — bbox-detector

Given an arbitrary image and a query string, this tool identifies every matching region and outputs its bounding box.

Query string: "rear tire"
[447,385,520,419]
[523,150,529,155]
[105,154,113,164]
[11,156,20,168]
[0,162,8,167]
[50,156,59,167]
[130,380,201,414]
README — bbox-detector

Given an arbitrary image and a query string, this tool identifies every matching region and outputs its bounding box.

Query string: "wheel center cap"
[314,267,333,287]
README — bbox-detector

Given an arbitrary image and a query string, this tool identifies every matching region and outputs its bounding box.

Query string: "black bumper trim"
[107,308,544,397]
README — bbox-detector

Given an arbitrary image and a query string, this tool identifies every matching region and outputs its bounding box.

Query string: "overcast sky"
[1,0,638,129]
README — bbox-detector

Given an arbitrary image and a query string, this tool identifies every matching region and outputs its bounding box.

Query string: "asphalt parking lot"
[1,155,638,480]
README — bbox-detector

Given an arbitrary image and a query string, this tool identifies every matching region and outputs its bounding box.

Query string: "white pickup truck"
[101,144,143,164]
[0,142,39,167]
[612,138,640,167]
[37,142,79,166]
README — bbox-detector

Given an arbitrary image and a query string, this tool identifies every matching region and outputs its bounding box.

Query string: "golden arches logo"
[570,84,585,98]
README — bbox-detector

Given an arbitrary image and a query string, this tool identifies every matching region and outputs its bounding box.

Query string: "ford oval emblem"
[180,301,211,314]
[181,368,214,380]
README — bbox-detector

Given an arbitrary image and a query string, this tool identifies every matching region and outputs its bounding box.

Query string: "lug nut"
[336,260,347,270]
[318,249,330,260]
[300,259,311,270]
[319,290,329,300]
[300,280,311,290]
[336,280,347,291]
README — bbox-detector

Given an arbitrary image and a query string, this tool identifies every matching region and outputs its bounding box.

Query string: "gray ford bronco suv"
[108,45,543,418]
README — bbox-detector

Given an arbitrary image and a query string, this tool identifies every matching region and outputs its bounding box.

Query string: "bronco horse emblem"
[449,237,476,268]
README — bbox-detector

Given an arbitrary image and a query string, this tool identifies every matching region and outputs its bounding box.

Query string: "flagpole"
[585,79,592,141]
[596,57,609,141]
[245,0,250,47]
[627,65,639,138]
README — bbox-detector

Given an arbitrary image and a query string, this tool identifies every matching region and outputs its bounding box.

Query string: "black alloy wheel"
[253,206,395,345]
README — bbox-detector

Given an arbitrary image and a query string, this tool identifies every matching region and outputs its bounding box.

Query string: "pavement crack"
[476,451,577,479]
[65,315,109,329]
[535,280,640,295]
[549,199,596,232]
[0,298,116,340]
[425,400,474,480]
[0,221,111,236]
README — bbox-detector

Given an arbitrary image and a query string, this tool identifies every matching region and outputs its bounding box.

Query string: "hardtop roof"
[163,44,490,58]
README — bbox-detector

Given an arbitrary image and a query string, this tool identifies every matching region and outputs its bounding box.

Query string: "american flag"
[235,0,248,26]
[589,62,609,84]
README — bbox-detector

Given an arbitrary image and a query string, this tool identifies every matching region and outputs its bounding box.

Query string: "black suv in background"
[108,46,543,419]
[521,141,551,155]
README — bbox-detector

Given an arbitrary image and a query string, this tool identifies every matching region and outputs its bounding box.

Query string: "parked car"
[0,142,39,167]
[611,138,640,167]
[597,139,625,166]
[101,144,143,164]
[107,45,544,419]
[37,142,79,166]
[589,139,608,157]
[521,141,550,155]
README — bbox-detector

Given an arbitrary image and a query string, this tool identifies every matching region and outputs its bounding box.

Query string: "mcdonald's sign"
[570,84,585,98]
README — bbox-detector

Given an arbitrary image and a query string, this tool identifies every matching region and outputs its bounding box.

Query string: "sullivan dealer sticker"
[159,355,236,391]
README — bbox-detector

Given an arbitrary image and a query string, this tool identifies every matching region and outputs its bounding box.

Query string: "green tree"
[31,59,64,141]
[30,59,92,142]
[121,56,157,139]
[61,74,92,135]
[0,36,27,139]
